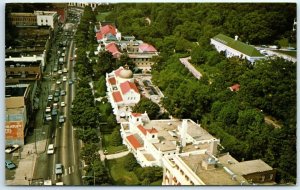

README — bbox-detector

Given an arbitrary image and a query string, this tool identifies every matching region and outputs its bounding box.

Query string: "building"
[5,55,44,84]
[120,112,219,167]
[162,152,276,185]
[68,2,100,10]
[210,34,265,63]
[35,11,58,29]
[106,66,141,121]
[105,42,122,59]
[9,13,37,26]
[5,84,32,145]
[9,11,59,29]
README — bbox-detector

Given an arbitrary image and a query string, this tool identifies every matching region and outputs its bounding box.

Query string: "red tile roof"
[148,128,158,134]
[56,9,65,22]
[137,124,147,135]
[137,125,157,136]
[106,42,121,58]
[229,84,240,92]
[120,81,139,94]
[101,25,117,36]
[139,43,157,52]
[96,32,103,41]
[126,135,142,150]
[108,77,116,85]
[112,91,123,102]
[132,113,142,117]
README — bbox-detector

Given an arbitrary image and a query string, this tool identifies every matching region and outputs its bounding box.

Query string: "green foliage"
[124,153,139,172]
[76,128,100,144]
[80,143,100,165]
[132,97,160,119]
[111,127,122,146]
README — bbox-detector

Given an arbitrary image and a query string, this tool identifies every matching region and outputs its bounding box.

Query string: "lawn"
[107,157,140,185]
[96,12,111,21]
[103,133,127,154]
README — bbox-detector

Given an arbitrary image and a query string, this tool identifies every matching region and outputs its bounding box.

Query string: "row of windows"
[12,17,36,22]
[133,58,150,62]
[127,97,136,100]
[7,71,38,75]
[40,19,49,23]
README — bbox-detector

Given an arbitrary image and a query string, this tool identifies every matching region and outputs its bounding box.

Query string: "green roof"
[213,34,263,57]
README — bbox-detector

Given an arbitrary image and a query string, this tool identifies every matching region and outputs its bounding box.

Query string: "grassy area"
[96,12,111,21]
[103,133,127,154]
[107,157,140,185]
[274,50,297,58]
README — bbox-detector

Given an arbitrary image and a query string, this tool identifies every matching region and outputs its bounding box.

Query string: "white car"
[56,80,61,84]
[48,95,53,101]
[63,68,68,73]
[61,102,65,107]
[47,144,54,154]
[58,70,63,75]
[45,106,51,113]
[5,145,20,154]
[45,114,52,121]
[62,76,67,81]
[55,163,63,175]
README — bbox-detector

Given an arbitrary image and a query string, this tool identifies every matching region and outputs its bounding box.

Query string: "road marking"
[65,168,68,175]
[69,167,71,174]
[72,165,74,173]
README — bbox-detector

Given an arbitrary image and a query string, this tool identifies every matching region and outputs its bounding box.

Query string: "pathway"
[179,57,202,79]
[99,150,130,161]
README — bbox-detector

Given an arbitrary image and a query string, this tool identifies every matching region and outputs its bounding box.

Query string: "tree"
[132,97,160,119]
[76,128,100,144]
[124,153,139,171]
[111,127,122,146]
[80,143,100,165]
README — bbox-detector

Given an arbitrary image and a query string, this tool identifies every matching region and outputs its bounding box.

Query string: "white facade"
[120,112,218,168]
[5,53,46,68]
[35,11,58,28]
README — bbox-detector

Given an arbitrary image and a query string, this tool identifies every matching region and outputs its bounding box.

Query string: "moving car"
[62,76,67,82]
[5,160,16,169]
[47,144,54,154]
[59,115,65,123]
[60,101,65,107]
[5,145,20,154]
[56,80,61,84]
[68,80,73,85]
[60,90,66,96]
[55,163,63,175]
[51,109,58,116]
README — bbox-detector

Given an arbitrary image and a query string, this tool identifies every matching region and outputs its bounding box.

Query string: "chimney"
[208,139,220,156]
[180,119,188,147]
[234,35,238,41]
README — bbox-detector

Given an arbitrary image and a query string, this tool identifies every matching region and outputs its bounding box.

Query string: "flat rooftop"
[143,119,215,152]
[180,154,247,185]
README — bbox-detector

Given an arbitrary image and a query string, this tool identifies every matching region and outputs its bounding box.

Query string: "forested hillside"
[101,3,297,183]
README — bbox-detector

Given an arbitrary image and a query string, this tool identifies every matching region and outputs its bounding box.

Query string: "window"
[152,135,155,138]
[269,174,273,180]
[261,175,265,182]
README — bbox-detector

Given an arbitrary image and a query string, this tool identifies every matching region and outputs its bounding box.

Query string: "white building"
[210,34,265,63]
[35,11,58,29]
[162,152,276,186]
[120,112,219,167]
[106,66,141,121]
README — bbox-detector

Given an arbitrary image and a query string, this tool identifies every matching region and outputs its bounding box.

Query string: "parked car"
[45,114,52,121]
[46,106,51,113]
[60,101,65,107]
[60,90,66,96]
[58,70,63,75]
[62,76,67,82]
[55,163,63,175]
[5,145,20,154]
[68,80,73,85]
[5,160,16,170]
[53,103,59,109]
[59,115,65,123]
[56,80,61,84]
[48,95,53,101]
[47,144,54,154]
[63,68,68,73]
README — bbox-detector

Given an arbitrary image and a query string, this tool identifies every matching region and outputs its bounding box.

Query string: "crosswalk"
[53,165,75,180]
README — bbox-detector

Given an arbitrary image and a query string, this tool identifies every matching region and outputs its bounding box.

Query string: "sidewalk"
[99,150,130,161]
[5,140,46,185]
[179,57,202,80]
